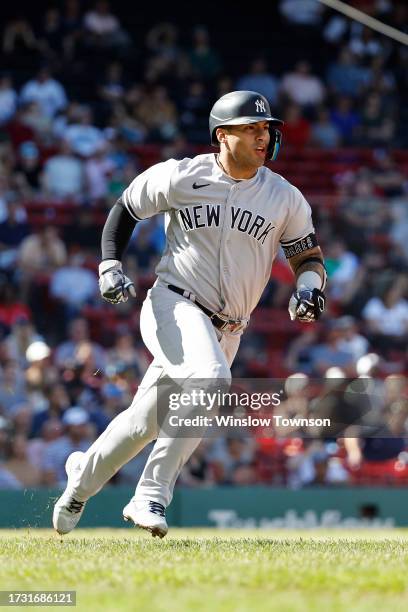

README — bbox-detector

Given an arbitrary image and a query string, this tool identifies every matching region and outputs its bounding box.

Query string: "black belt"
[167,285,244,332]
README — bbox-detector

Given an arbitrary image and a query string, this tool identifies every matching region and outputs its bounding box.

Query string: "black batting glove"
[98,260,136,305]
[288,287,326,323]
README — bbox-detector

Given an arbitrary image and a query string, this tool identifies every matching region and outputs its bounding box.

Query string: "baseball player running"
[53,90,326,537]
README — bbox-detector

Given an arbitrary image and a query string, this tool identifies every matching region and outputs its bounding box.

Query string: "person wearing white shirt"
[42,140,85,200]
[64,107,107,158]
[280,60,325,108]
[363,278,408,347]
[20,67,67,119]
[50,256,98,308]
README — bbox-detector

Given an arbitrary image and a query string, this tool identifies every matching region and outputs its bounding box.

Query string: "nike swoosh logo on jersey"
[192,182,210,189]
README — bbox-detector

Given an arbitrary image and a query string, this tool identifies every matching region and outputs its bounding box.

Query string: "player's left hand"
[288,288,326,323]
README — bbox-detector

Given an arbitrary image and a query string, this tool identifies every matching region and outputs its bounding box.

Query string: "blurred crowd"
[0,0,407,490]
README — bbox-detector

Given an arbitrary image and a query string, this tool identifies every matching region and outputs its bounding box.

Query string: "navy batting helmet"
[209,90,284,161]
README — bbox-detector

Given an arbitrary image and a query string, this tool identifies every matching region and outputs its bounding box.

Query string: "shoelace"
[67,498,85,514]
[148,501,166,517]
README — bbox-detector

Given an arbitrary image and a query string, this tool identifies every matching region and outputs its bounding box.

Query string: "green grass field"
[1,529,408,611]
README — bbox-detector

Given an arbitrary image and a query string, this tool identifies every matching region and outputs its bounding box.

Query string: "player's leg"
[53,285,237,535]
[123,286,240,534]
[52,360,163,534]
[134,332,239,507]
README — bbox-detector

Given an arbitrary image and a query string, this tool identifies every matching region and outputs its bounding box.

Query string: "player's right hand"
[98,260,136,305]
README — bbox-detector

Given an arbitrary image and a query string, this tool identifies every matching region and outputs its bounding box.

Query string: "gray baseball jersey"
[122,153,315,320]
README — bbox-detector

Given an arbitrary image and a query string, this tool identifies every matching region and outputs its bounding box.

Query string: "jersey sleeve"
[279,186,316,258]
[122,159,178,220]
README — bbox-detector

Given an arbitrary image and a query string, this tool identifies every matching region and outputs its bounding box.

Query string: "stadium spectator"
[106,326,149,381]
[9,403,33,438]
[84,145,115,203]
[18,226,67,276]
[64,106,107,158]
[0,465,22,489]
[288,443,349,488]
[110,101,146,145]
[325,238,360,300]
[357,91,396,147]
[41,140,85,201]
[236,58,279,107]
[60,10,83,63]
[340,172,388,254]
[37,8,64,66]
[63,210,101,252]
[179,81,211,144]
[179,441,216,487]
[28,417,64,469]
[306,322,357,376]
[326,47,369,98]
[13,141,42,195]
[0,75,17,126]
[372,150,406,199]
[349,25,385,62]
[1,16,39,73]
[280,61,325,110]
[54,317,106,372]
[18,101,54,145]
[188,26,222,80]
[97,61,127,123]
[311,107,341,148]
[0,361,27,414]
[41,406,94,486]
[3,433,42,487]
[281,103,311,148]
[25,340,58,399]
[362,276,408,352]
[279,0,324,26]
[334,316,370,361]
[144,22,189,85]
[5,317,43,368]
[209,437,256,485]
[49,254,99,316]
[0,198,30,271]
[329,96,360,145]
[31,384,70,438]
[83,0,131,51]
[20,67,68,119]
[0,281,31,329]
[390,198,408,263]
[133,86,178,143]
[4,104,36,149]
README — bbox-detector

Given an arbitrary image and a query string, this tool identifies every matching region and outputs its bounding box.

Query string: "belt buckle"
[212,312,245,333]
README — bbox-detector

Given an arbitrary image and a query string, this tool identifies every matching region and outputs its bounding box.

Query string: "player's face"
[223,121,270,168]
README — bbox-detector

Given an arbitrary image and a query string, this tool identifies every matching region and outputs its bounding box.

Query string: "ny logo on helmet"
[255,99,266,113]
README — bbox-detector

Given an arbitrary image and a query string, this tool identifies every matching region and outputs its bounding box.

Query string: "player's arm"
[286,244,327,323]
[280,186,327,323]
[288,245,326,290]
[98,197,138,304]
[98,159,176,305]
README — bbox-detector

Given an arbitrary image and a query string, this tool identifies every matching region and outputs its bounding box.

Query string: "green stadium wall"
[1,487,407,529]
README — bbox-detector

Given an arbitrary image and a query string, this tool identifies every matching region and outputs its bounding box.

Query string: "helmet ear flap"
[268,128,282,161]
